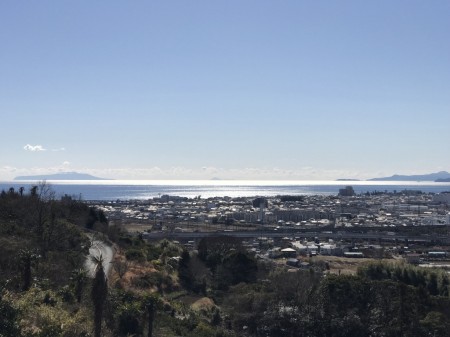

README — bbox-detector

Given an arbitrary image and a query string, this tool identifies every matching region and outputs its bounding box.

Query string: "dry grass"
[109,251,158,291]
[122,222,153,233]
[190,297,216,312]
[303,255,402,275]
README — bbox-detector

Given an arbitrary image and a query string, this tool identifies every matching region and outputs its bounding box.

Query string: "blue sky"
[1,1,449,180]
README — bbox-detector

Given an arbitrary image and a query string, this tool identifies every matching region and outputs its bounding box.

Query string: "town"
[91,187,450,273]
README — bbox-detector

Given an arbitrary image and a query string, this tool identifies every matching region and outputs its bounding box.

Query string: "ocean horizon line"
[2,179,450,186]
[2,180,450,200]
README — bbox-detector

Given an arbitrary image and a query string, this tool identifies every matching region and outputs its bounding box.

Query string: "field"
[305,255,402,275]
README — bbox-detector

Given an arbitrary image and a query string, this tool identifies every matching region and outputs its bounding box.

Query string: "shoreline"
[1,181,450,201]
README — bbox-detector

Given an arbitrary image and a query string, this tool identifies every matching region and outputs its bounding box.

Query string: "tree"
[440,275,449,297]
[142,293,161,337]
[178,250,193,289]
[86,207,109,230]
[197,235,243,269]
[30,182,55,257]
[91,254,108,337]
[117,303,142,336]
[19,248,39,291]
[113,259,129,279]
[71,268,88,303]
[178,251,210,294]
[222,251,258,286]
[427,273,439,296]
[420,311,450,337]
[0,283,21,336]
[30,185,38,197]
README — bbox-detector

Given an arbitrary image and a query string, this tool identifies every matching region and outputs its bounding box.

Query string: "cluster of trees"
[358,261,449,296]
[0,183,95,289]
[179,236,258,294]
[168,235,450,337]
[0,184,114,336]
[220,262,450,337]
[106,236,242,336]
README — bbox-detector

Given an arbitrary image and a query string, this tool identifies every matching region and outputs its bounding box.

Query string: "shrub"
[125,248,146,262]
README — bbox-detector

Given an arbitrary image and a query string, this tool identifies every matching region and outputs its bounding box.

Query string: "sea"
[1,180,450,201]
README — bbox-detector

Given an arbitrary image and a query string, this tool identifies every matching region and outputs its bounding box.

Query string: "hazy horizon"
[3,178,450,186]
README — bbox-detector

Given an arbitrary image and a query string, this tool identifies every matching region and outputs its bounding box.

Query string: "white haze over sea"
[1,180,450,201]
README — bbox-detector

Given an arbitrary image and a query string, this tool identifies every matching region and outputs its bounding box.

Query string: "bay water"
[1,180,450,201]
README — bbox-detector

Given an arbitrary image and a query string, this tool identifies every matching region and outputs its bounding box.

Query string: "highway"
[144,230,450,243]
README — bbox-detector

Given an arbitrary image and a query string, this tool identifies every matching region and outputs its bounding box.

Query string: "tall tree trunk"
[22,256,31,291]
[94,304,104,337]
[147,301,155,337]
[91,257,107,337]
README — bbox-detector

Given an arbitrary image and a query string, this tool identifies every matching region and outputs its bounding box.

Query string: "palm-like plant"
[90,254,107,337]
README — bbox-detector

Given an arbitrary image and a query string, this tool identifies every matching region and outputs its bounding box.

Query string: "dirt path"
[85,239,114,278]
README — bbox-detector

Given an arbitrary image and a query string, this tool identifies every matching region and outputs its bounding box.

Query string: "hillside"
[2,185,450,337]
[0,185,109,336]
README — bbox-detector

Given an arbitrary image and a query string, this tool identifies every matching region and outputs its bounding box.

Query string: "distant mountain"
[435,178,450,182]
[14,172,109,181]
[369,171,450,182]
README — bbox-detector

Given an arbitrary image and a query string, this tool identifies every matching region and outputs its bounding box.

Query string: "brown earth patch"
[304,255,401,275]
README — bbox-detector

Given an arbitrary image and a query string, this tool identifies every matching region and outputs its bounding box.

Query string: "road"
[84,239,114,278]
[144,230,450,243]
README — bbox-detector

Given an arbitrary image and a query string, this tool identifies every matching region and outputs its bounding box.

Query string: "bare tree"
[112,259,129,279]
[31,181,56,257]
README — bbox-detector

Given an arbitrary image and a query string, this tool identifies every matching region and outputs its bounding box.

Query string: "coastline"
[1,180,450,201]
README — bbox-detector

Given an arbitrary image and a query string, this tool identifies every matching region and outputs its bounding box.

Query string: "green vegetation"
[220,264,450,337]
[1,184,450,336]
[0,183,101,336]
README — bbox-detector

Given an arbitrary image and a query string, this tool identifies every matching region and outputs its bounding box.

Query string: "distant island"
[14,172,109,181]
[336,179,360,181]
[435,178,450,182]
[369,171,450,182]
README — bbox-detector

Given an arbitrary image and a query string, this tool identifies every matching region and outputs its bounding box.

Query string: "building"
[433,192,450,205]
[286,258,299,267]
[344,252,364,258]
[339,186,355,197]
[281,247,297,258]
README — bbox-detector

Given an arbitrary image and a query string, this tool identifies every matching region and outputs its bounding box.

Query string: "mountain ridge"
[369,171,450,182]
[14,172,109,181]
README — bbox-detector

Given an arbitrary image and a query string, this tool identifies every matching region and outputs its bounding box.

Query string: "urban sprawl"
[92,187,450,270]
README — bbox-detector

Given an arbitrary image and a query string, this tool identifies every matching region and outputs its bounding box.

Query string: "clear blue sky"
[1,1,449,180]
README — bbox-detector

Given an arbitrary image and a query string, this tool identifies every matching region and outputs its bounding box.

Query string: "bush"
[117,303,142,336]
[125,248,146,262]
[0,295,21,336]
